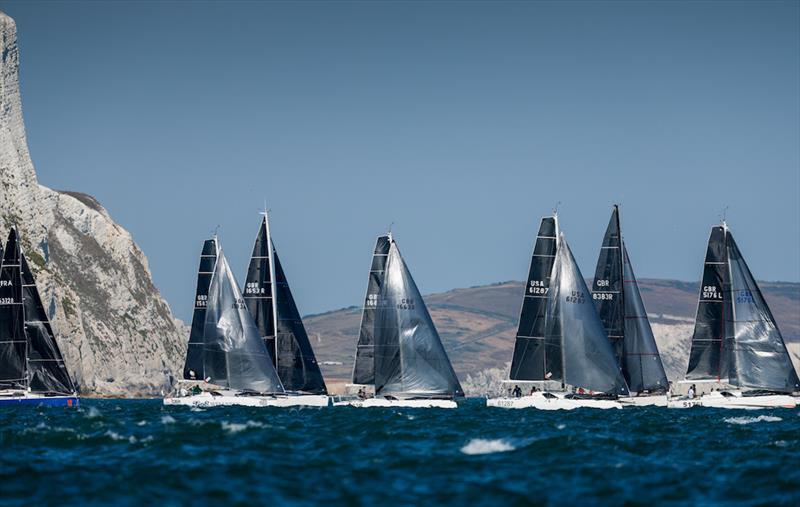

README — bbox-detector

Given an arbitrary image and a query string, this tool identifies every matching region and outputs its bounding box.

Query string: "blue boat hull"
[0,396,79,407]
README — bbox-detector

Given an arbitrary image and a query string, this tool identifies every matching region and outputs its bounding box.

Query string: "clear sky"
[4,0,799,321]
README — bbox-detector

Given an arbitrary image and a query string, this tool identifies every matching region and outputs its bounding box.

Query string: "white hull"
[486,392,622,410]
[619,395,668,407]
[667,391,797,410]
[333,398,457,408]
[163,392,330,408]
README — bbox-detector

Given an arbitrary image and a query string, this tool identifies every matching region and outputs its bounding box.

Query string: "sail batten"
[373,239,462,398]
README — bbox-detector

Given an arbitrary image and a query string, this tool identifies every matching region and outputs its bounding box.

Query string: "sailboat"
[668,222,799,409]
[165,237,292,407]
[336,233,463,408]
[241,213,328,406]
[0,228,79,407]
[487,215,629,410]
[591,206,669,407]
[348,234,391,393]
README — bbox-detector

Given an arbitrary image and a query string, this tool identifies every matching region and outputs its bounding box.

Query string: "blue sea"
[1,399,798,506]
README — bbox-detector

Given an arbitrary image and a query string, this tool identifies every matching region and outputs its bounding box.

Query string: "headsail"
[183,238,217,380]
[547,235,629,395]
[592,206,667,392]
[725,230,799,392]
[272,248,327,394]
[510,216,559,380]
[621,245,668,392]
[685,226,730,381]
[0,229,27,390]
[21,253,76,394]
[374,239,463,398]
[351,235,390,385]
[202,248,284,393]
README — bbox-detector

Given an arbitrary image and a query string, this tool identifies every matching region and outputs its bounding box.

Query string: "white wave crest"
[85,406,101,419]
[724,415,782,425]
[221,420,266,434]
[161,415,176,425]
[460,438,516,455]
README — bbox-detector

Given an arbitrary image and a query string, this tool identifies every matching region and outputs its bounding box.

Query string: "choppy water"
[1,399,799,506]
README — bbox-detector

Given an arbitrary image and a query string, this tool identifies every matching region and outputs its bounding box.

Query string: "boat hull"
[163,392,330,408]
[667,391,796,410]
[0,394,79,407]
[333,398,457,408]
[619,395,668,407]
[486,393,622,410]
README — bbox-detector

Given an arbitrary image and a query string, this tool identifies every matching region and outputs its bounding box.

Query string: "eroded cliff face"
[0,12,186,396]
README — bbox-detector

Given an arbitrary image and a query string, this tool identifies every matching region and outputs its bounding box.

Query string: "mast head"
[719,205,729,230]
[387,222,394,242]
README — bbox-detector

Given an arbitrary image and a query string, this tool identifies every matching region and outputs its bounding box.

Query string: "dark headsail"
[547,235,629,395]
[351,235,390,385]
[273,248,327,394]
[509,216,559,380]
[243,215,326,394]
[182,238,217,381]
[620,246,668,392]
[21,253,76,394]
[202,248,284,393]
[725,229,799,392]
[374,238,463,398]
[685,226,730,381]
[592,206,667,392]
[0,229,27,390]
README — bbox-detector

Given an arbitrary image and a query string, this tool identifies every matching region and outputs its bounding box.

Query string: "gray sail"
[510,216,560,380]
[351,235,390,385]
[374,239,463,398]
[547,236,629,395]
[685,226,731,381]
[21,253,76,394]
[202,248,284,393]
[726,231,800,392]
[0,229,27,390]
[183,238,217,380]
[621,245,668,392]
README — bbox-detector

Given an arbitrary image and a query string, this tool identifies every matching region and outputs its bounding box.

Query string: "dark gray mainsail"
[374,238,463,398]
[509,216,559,380]
[620,246,668,392]
[183,237,217,380]
[351,235,391,385]
[547,235,629,395]
[725,229,799,392]
[21,253,76,394]
[592,206,667,392]
[685,226,730,381]
[0,229,27,390]
[202,248,284,393]
[243,216,326,394]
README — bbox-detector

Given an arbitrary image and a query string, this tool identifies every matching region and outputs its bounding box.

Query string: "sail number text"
[702,286,722,300]
[397,298,416,310]
[566,291,585,304]
[195,294,207,308]
[528,280,548,295]
[0,297,15,304]
[0,280,11,288]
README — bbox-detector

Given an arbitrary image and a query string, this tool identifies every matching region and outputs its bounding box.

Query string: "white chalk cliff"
[0,12,185,396]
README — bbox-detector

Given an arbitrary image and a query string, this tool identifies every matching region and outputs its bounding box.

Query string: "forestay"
[374,241,463,398]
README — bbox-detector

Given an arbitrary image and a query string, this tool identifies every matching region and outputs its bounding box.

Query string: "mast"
[264,210,279,367]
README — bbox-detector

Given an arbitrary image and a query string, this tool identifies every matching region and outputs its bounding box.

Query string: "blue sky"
[4,0,799,321]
